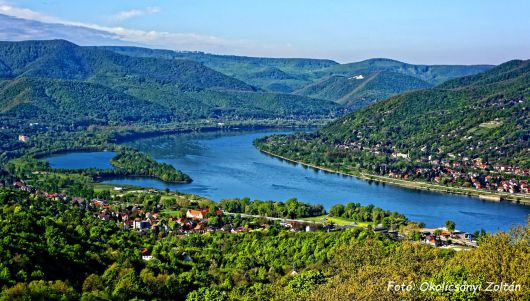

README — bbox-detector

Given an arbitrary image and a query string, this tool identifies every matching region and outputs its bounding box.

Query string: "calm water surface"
[47,151,116,169]
[46,130,530,232]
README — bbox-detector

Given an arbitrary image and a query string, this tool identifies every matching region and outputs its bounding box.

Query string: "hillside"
[0,40,257,92]
[0,77,171,124]
[255,60,530,197]
[0,40,339,126]
[102,46,493,109]
[294,71,432,109]
[100,46,337,92]
[316,58,493,85]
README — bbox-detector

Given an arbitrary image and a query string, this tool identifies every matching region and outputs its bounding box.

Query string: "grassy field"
[161,209,183,217]
[301,215,370,227]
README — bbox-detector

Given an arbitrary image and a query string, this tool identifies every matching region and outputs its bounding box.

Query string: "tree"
[329,204,345,217]
[445,220,456,232]
[186,287,227,301]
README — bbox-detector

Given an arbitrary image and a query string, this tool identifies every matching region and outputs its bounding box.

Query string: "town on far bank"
[9,180,483,259]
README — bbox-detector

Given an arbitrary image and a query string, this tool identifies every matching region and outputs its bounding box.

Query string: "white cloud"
[112,6,160,21]
[0,3,310,58]
[0,4,63,23]
[0,4,240,51]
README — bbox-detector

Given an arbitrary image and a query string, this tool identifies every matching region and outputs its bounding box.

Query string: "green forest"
[0,39,528,300]
[0,189,528,300]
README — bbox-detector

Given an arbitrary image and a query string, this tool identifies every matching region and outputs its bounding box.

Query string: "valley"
[0,39,527,301]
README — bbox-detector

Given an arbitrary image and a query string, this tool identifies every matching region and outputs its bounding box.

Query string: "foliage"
[294,71,432,109]
[329,202,407,229]
[0,40,339,128]
[110,149,191,183]
[218,197,325,218]
[0,189,528,300]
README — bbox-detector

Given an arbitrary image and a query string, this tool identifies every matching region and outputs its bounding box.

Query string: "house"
[423,236,441,246]
[186,208,223,219]
[349,74,364,80]
[141,249,153,261]
[373,226,389,234]
[18,135,29,142]
[181,252,193,262]
[194,223,204,231]
[133,219,151,230]
[186,209,210,219]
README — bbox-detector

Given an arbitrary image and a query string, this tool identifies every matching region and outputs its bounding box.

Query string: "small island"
[109,149,192,183]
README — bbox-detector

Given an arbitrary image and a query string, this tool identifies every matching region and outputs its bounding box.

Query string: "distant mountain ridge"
[0,40,500,130]
[262,59,529,169]
[293,71,432,109]
[0,40,256,92]
[98,46,338,93]
[102,46,493,109]
[317,58,494,85]
[0,40,340,126]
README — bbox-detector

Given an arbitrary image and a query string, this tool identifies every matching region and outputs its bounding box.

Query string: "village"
[335,139,529,196]
[9,180,481,255]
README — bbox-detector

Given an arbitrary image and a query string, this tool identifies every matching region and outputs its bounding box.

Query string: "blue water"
[47,151,116,169]
[45,130,530,232]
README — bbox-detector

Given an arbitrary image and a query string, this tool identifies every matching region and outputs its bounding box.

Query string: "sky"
[0,0,529,64]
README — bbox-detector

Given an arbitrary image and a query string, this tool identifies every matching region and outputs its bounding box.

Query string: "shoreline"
[257,148,530,206]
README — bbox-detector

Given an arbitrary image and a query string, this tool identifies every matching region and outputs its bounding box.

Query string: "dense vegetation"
[110,149,191,183]
[0,189,528,300]
[256,60,530,185]
[0,40,339,129]
[294,71,432,109]
[328,202,407,228]
[315,58,493,85]
[102,46,491,109]
[219,197,325,218]
[99,46,338,93]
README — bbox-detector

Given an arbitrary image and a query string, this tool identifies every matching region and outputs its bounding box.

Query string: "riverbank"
[109,120,325,143]
[257,148,530,206]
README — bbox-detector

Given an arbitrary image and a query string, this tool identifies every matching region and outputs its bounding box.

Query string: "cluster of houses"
[9,181,481,252]
[334,138,529,195]
[420,227,477,249]
[10,181,330,235]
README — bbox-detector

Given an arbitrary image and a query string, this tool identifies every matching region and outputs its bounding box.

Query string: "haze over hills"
[0,40,340,125]
[102,46,493,109]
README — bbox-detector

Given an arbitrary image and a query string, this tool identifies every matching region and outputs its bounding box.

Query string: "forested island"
[109,149,191,183]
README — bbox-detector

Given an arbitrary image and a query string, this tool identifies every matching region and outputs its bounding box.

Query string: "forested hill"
[99,45,339,93]
[102,46,493,109]
[256,60,529,196]
[293,71,432,110]
[320,59,530,166]
[316,58,493,85]
[0,40,256,91]
[0,40,340,126]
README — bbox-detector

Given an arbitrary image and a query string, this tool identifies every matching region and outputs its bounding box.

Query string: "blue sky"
[1,0,529,64]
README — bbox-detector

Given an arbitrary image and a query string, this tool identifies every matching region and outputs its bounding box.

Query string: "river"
[46,129,530,232]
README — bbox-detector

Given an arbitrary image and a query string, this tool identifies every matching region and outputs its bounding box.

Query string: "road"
[224,212,325,225]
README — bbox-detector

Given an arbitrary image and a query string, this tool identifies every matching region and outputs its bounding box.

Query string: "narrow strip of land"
[258,149,530,205]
